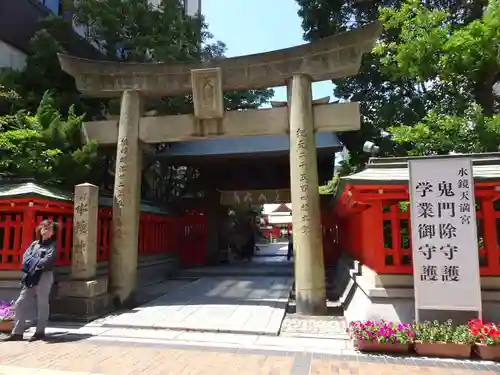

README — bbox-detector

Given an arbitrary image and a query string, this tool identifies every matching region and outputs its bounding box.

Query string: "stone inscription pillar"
[72,183,99,280]
[110,89,142,305]
[288,74,327,315]
[56,182,110,321]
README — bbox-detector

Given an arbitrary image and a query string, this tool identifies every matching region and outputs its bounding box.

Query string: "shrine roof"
[0,181,170,214]
[163,132,342,159]
[0,181,72,201]
[341,153,500,185]
[272,203,292,213]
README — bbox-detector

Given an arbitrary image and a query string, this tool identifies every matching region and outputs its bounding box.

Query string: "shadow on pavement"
[44,332,93,344]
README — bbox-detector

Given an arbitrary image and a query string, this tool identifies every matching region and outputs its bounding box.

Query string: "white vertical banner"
[409,158,482,316]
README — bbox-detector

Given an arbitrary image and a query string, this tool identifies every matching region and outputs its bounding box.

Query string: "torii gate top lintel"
[58,21,381,98]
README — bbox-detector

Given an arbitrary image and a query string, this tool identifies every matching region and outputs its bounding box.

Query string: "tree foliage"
[375,0,500,154]
[319,172,340,195]
[297,0,499,170]
[0,87,98,188]
[298,0,422,171]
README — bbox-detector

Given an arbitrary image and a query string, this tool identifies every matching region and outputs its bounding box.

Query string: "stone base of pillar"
[51,278,113,322]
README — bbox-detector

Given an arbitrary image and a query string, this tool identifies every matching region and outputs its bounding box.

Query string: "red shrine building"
[334,153,500,323]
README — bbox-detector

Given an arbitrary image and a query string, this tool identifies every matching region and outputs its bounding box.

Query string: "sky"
[201,0,335,104]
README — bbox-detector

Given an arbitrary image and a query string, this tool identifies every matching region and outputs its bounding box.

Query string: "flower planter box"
[415,341,471,359]
[356,340,412,354]
[0,320,13,333]
[475,344,500,361]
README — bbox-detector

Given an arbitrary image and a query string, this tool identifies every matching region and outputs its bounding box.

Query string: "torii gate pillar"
[288,75,327,315]
[109,90,142,306]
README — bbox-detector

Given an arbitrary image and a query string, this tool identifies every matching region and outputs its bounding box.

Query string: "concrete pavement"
[100,276,293,335]
[97,243,294,336]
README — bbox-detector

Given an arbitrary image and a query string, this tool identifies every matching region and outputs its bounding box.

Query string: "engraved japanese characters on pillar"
[72,183,99,280]
[191,68,224,136]
[295,127,312,237]
[110,89,141,304]
[114,137,129,216]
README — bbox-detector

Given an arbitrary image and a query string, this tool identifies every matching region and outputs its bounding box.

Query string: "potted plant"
[413,320,473,359]
[0,301,14,332]
[347,320,414,353]
[468,319,500,361]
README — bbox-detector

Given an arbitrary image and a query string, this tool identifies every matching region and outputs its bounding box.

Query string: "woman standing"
[2,220,57,342]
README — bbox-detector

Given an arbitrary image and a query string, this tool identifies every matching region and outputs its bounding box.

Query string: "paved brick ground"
[1,338,500,375]
[310,360,495,375]
[1,340,293,375]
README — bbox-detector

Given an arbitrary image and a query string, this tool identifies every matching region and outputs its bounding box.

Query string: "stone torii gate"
[58,22,381,315]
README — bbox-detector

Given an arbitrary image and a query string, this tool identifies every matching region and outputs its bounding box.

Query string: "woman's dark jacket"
[20,239,57,288]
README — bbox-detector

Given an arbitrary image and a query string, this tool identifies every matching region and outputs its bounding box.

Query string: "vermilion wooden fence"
[335,182,500,276]
[0,197,192,270]
[0,197,74,270]
[0,196,340,270]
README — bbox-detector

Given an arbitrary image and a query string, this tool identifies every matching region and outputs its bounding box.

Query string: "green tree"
[296,0,496,166]
[297,0,427,170]
[0,89,98,188]
[374,0,500,154]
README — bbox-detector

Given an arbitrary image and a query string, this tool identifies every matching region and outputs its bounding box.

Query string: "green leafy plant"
[413,320,474,344]
[0,90,98,188]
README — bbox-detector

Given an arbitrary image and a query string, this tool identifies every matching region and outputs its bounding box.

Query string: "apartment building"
[0,0,200,71]
[0,0,100,70]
